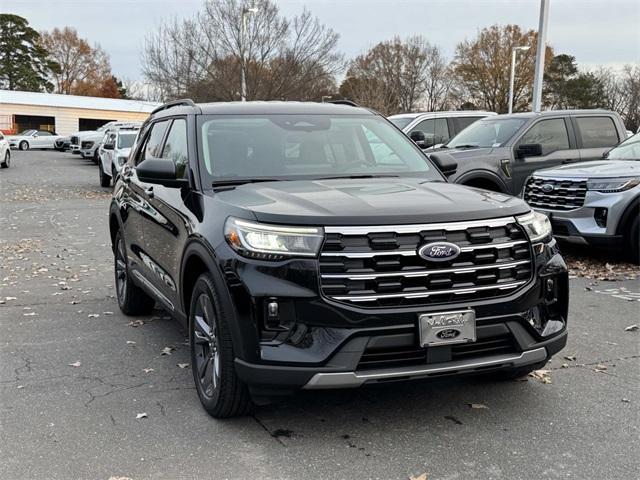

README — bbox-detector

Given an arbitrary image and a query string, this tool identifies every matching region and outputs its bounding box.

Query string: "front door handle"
[145,186,154,198]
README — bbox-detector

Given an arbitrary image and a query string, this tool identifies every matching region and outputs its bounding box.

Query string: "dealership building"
[0,90,160,136]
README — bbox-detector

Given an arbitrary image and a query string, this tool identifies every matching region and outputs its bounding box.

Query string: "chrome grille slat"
[524,177,587,211]
[319,218,534,308]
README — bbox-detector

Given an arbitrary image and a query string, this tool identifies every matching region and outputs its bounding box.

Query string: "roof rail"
[326,99,359,107]
[151,98,197,115]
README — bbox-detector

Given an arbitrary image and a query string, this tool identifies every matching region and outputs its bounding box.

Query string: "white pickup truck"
[70,121,141,163]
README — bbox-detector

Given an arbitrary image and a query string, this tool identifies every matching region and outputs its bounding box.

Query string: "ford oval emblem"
[437,329,461,340]
[541,183,554,193]
[418,241,461,262]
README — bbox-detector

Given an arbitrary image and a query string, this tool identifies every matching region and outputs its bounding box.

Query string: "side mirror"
[136,158,188,188]
[409,130,427,148]
[602,149,610,159]
[429,152,458,177]
[515,143,542,159]
[103,143,114,150]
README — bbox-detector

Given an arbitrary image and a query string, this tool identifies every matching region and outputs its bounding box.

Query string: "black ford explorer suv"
[109,100,568,418]
[431,110,627,196]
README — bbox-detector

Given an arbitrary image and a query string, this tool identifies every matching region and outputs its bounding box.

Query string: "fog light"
[542,319,564,337]
[594,208,608,228]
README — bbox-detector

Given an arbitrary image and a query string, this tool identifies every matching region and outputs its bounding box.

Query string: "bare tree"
[339,36,450,115]
[594,65,640,131]
[141,0,343,102]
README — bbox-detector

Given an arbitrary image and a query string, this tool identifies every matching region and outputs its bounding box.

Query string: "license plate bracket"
[418,310,476,347]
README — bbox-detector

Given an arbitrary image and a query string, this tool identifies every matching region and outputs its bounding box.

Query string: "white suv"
[0,132,10,168]
[98,128,139,187]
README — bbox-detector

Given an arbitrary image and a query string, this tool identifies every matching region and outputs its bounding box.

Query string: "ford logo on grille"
[418,242,461,262]
[437,329,461,340]
[541,183,555,193]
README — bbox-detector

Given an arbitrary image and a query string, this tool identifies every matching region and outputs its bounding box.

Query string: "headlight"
[517,211,552,242]
[587,177,640,193]
[117,156,128,166]
[224,217,324,260]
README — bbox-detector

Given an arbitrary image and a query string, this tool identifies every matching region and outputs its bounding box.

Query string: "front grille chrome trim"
[329,280,527,303]
[321,259,531,280]
[324,216,516,235]
[320,239,528,258]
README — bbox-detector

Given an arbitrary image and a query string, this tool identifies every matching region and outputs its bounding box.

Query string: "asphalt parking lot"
[1,150,638,480]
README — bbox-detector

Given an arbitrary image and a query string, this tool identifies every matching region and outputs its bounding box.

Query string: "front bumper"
[533,189,637,247]
[225,239,569,391]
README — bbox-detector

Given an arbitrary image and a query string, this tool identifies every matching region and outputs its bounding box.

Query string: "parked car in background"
[389,111,496,149]
[6,130,62,150]
[70,121,138,159]
[0,132,10,168]
[428,110,628,196]
[54,137,71,151]
[98,127,139,187]
[109,99,568,418]
[523,132,640,263]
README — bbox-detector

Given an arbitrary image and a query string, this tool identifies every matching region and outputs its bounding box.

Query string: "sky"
[4,0,640,82]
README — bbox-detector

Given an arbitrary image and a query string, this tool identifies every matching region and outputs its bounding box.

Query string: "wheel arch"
[457,171,509,193]
[615,194,640,236]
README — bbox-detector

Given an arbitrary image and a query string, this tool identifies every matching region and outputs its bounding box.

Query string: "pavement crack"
[83,381,148,408]
[156,400,166,417]
[13,354,33,381]
[252,414,287,446]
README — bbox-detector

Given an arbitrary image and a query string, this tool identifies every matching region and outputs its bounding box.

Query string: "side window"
[105,133,116,147]
[161,119,189,179]
[519,119,570,155]
[576,117,619,148]
[410,118,450,147]
[38,131,52,136]
[136,120,169,165]
[453,116,483,134]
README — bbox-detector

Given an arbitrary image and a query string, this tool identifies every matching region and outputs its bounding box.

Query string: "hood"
[6,134,30,140]
[429,146,497,159]
[213,177,530,226]
[535,160,640,179]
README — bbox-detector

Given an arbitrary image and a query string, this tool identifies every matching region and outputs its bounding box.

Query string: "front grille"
[70,135,79,145]
[319,217,533,307]
[524,177,587,211]
[356,333,517,370]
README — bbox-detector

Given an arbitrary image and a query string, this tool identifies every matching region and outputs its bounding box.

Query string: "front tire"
[19,141,28,151]
[99,162,111,187]
[92,149,100,164]
[114,231,155,315]
[1,151,9,168]
[627,216,639,265]
[189,273,252,418]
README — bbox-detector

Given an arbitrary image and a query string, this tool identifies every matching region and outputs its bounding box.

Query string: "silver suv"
[523,132,640,263]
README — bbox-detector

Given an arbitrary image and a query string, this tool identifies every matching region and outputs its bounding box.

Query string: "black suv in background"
[429,110,628,195]
[109,100,568,417]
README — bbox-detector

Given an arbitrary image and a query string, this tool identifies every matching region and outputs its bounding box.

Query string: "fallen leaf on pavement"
[564,354,576,361]
[561,363,569,368]
[136,412,148,419]
[161,346,174,355]
[87,313,99,318]
[17,385,25,389]
[624,324,638,332]
[594,364,608,372]
[126,340,136,345]
[143,368,154,373]
[23,312,37,316]
[103,311,114,315]
[468,403,489,409]
[128,320,144,328]
[108,476,133,480]
[177,363,189,369]
[69,361,81,367]
[410,474,428,480]
[529,369,552,384]
[621,398,630,403]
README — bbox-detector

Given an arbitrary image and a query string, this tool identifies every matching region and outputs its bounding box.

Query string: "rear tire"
[1,151,9,168]
[99,163,111,187]
[627,216,639,265]
[19,141,28,151]
[189,272,252,418]
[114,231,155,316]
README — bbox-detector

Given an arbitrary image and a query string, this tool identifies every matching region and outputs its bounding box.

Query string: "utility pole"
[240,6,258,102]
[532,0,550,112]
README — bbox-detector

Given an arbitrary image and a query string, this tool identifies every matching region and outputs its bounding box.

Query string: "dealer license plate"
[418,310,476,347]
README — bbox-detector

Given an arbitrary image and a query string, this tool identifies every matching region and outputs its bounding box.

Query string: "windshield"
[118,132,137,149]
[197,114,442,183]
[19,129,36,136]
[448,117,527,148]
[607,132,640,160]
[388,117,413,130]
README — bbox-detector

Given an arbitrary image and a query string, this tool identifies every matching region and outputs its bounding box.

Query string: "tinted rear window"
[576,117,619,148]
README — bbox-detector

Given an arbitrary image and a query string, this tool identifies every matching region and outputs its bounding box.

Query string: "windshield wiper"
[212,178,283,188]
[316,174,400,180]
[449,144,482,149]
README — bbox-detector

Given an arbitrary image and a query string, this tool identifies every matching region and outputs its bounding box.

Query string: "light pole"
[532,0,550,112]
[508,45,531,114]
[240,6,258,102]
